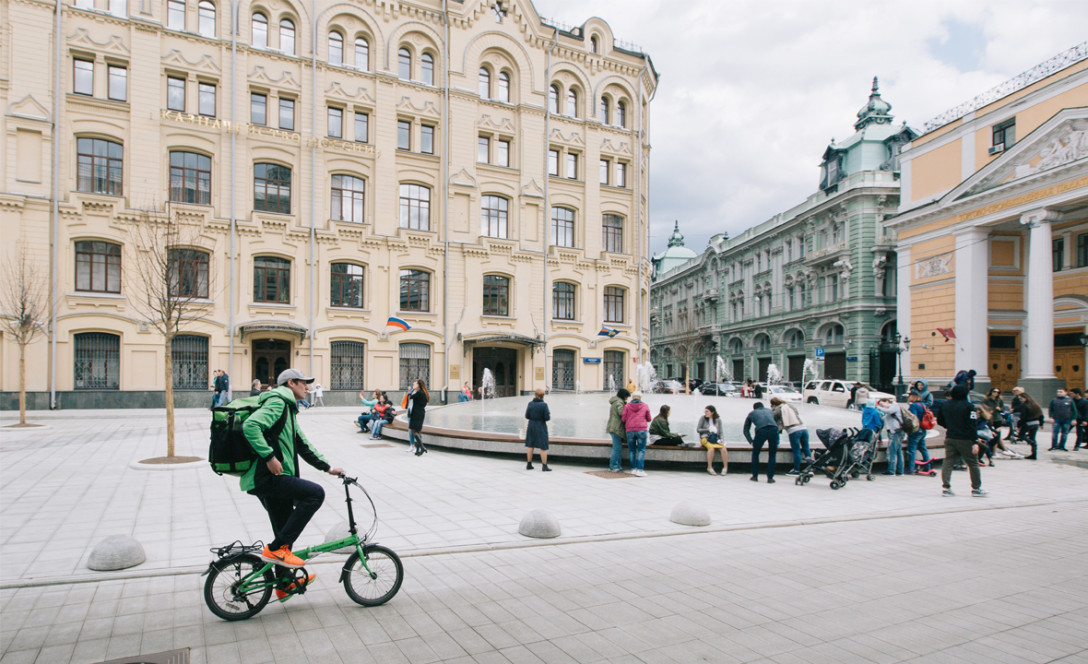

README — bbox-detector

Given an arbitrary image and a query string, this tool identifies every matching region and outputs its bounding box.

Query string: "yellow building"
[0,0,657,408]
[889,43,1088,399]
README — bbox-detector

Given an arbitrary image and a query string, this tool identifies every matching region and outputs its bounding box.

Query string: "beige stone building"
[889,44,1088,400]
[0,0,657,408]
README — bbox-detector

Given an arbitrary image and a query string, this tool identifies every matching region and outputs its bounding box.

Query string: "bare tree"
[0,245,48,425]
[130,207,212,458]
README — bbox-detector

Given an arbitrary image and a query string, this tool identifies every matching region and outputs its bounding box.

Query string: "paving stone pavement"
[1,405,1086,663]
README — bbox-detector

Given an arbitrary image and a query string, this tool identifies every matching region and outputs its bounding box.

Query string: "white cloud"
[533,0,1088,255]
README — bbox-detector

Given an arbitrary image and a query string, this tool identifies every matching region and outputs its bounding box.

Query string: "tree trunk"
[18,342,27,425]
[164,335,175,458]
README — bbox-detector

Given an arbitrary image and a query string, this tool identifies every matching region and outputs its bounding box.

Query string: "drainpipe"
[308,0,318,377]
[441,0,449,403]
[542,28,557,390]
[229,0,238,383]
[637,62,656,364]
[50,0,62,409]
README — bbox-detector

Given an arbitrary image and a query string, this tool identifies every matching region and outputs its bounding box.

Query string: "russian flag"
[598,326,619,338]
[387,316,411,331]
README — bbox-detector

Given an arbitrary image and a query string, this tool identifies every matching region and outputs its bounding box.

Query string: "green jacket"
[607,396,626,437]
[240,385,329,492]
[648,416,673,438]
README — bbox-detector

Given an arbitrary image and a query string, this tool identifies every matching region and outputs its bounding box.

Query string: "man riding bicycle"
[242,368,342,596]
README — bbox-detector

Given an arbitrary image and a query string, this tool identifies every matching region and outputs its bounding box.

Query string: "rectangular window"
[74,59,94,96]
[169,151,212,205]
[496,139,509,167]
[548,149,559,176]
[553,283,574,320]
[172,335,208,390]
[330,263,364,308]
[599,159,609,185]
[1053,237,1065,272]
[1077,233,1088,268]
[478,136,489,163]
[399,183,430,231]
[604,286,624,323]
[198,82,216,117]
[168,77,186,111]
[73,332,120,390]
[420,124,434,154]
[398,342,430,390]
[397,120,411,150]
[481,195,508,238]
[253,256,291,303]
[551,207,574,248]
[992,118,1015,151]
[327,107,342,138]
[250,92,266,125]
[253,163,291,214]
[482,275,510,316]
[167,248,210,298]
[330,341,365,390]
[107,65,127,101]
[331,174,365,223]
[602,214,623,254]
[399,269,429,312]
[167,0,185,29]
[354,111,368,143]
[279,97,294,130]
[616,162,627,187]
[603,350,624,390]
[566,153,578,179]
[75,241,122,293]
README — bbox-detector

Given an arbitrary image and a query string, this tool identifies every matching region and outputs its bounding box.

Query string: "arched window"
[74,332,120,390]
[76,138,123,196]
[75,241,121,293]
[197,0,215,36]
[616,100,626,128]
[421,52,434,85]
[399,269,429,312]
[590,35,599,53]
[824,324,844,346]
[330,263,364,308]
[483,275,510,316]
[599,97,609,124]
[399,183,430,230]
[786,329,805,349]
[167,248,210,298]
[755,335,771,353]
[548,84,559,114]
[478,67,490,98]
[251,12,267,47]
[254,256,291,303]
[566,88,578,116]
[169,151,211,204]
[354,36,368,70]
[328,31,343,65]
[729,338,743,355]
[497,71,510,103]
[253,163,291,213]
[397,48,411,80]
[551,206,574,247]
[603,286,625,323]
[553,282,575,320]
[480,195,508,238]
[331,174,365,223]
[279,18,295,54]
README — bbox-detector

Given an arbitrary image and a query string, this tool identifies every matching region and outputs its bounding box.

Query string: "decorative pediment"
[520,178,544,199]
[449,168,477,189]
[550,128,584,145]
[477,114,514,132]
[956,110,1088,199]
[396,96,441,118]
[600,137,631,155]
[325,82,375,104]
[248,65,299,88]
[68,27,129,54]
[7,95,50,122]
[163,49,221,73]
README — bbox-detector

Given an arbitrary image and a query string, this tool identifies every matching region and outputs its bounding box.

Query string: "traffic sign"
[815,348,825,358]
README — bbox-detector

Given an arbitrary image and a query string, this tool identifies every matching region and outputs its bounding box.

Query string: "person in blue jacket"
[524,388,551,472]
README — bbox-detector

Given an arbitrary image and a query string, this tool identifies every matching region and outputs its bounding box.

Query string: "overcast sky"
[534,0,1088,257]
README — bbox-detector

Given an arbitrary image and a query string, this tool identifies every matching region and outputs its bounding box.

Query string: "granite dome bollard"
[518,509,561,539]
[87,535,146,571]
[670,501,711,527]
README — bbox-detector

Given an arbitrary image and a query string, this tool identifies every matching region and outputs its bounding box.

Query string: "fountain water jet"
[767,363,782,386]
[481,368,496,400]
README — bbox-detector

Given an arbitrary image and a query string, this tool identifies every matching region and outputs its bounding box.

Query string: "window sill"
[328,306,369,313]
[551,318,582,325]
[482,314,514,321]
[68,291,125,299]
[397,311,436,318]
[250,302,295,309]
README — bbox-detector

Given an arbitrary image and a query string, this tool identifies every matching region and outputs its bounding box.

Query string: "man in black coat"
[1072,388,1088,451]
[936,385,987,497]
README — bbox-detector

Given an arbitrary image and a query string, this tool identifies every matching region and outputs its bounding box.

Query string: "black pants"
[251,475,325,551]
[653,435,685,446]
[750,425,780,479]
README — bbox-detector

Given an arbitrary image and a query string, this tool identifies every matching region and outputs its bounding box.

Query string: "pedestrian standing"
[407,379,429,456]
[771,397,810,475]
[1071,388,1087,451]
[210,370,222,409]
[743,402,779,483]
[910,379,934,407]
[1048,388,1075,451]
[524,388,551,472]
[606,389,630,472]
[905,393,933,473]
[621,391,651,476]
[1012,387,1044,459]
[309,382,324,407]
[936,385,987,497]
[250,378,262,397]
[853,383,871,410]
[219,371,230,406]
[877,397,905,476]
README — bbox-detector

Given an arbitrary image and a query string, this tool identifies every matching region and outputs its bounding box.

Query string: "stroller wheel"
[830,480,843,490]
[866,474,874,481]
[850,470,859,479]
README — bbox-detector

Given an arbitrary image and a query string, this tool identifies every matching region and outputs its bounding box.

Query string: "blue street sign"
[815,348,825,358]
[583,357,602,364]
[846,356,858,362]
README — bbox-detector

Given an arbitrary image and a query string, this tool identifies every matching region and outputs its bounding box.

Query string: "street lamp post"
[895,333,911,401]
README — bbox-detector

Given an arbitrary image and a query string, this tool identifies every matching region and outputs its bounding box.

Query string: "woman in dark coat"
[407,379,429,456]
[524,388,551,472]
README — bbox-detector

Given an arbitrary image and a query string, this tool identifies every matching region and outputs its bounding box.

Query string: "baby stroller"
[846,428,878,482]
[797,428,859,489]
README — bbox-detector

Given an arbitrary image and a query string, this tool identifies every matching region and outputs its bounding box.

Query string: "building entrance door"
[473,347,518,397]
[252,339,291,388]
[732,359,744,382]
[757,357,771,383]
[988,333,1020,393]
[1054,330,1085,391]
[824,352,846,380]
[788,355,805,383]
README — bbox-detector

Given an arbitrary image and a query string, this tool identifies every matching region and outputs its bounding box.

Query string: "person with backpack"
[936,385,987,497]
[241,368,343,589]
[606,388,630,473]
[877,398,906,476]
[905,393,932,474]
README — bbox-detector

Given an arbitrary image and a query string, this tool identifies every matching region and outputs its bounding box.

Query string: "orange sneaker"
[261,545,304,568]
[275,573,315,599]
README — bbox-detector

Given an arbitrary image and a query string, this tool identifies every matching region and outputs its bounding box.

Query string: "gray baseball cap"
[277,368,315,385]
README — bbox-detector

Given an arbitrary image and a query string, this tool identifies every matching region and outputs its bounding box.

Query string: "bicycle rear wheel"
[204,554,275,621]
[343,545,403,606]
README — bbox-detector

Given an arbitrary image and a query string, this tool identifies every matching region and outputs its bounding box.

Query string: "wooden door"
[989,350,1020,392]
[252,339,291,388]
[1055,347,1085,391]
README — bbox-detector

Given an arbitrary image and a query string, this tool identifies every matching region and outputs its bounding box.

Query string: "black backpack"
[209,393,292,476]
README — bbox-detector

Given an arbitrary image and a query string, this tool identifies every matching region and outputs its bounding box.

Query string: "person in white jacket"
[877,398,905,476]
[772,397,812,475]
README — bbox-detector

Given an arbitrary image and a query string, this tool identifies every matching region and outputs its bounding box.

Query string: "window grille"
[603,350,624,390]
[552,349,575,390]
[172,335,208,389]
[74,332,120,390]
[399,343,430,390]
[331,341,365,390]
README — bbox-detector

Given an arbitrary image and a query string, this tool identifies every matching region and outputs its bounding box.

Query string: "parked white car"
[802,380,895,408]
[765,385,803,403]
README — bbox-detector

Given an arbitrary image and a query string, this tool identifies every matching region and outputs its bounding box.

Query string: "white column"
[896,245,911,377]
[1022,209,1059,379]
[955,228,990,382]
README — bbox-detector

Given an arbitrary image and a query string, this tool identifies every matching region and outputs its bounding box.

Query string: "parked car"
[698,382,739,396]
[802,380,895,408]
[764,385,802,403]
[651,380,685,394]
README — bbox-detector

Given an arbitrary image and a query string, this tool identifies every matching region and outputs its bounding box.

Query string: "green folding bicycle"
[202,474,403,621]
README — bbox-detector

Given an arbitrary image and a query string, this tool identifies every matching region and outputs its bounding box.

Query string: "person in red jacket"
[621,391,651,476]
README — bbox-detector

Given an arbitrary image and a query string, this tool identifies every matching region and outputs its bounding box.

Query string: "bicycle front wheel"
[343,545,403,606]
[204,554,274,621]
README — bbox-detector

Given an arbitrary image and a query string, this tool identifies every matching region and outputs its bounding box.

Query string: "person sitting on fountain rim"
[649,405,685,447]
